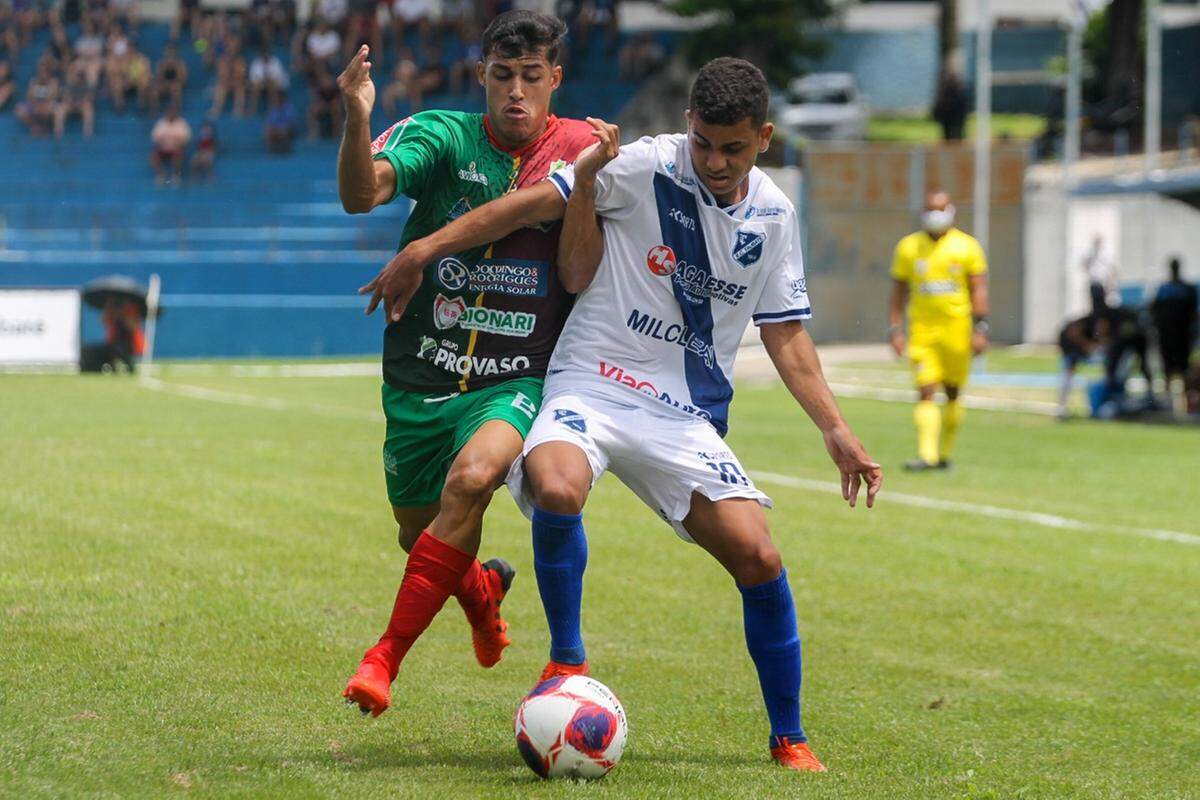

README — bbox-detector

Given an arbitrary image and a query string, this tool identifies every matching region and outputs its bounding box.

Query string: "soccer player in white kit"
[363,57,882,772]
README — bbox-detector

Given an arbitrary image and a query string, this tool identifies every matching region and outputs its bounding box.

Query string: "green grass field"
[3,356,1198,799]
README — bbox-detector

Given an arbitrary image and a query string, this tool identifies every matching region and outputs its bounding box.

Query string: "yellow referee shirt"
[890,228,988,324]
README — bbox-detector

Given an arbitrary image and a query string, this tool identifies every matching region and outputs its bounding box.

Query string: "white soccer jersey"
[546,133,812,437]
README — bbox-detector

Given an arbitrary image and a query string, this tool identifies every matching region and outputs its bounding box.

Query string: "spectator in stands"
[248,45,287,113]
[45,20,73,72]
[380,47,418,115]
[618,32,663,81]
[263,88,296,153]
[54,59,94,138]
[107,40,150,112]
[306,62,341,138]
[209,37,247,117]
[173,0,201,39]
[194,11,231,71]
[440,0,474,36]
[151,41,188,113]
[190,119,217,180]
[932,71,968,141]
[317,0,348,33]
[1151,256,1199,412]
[0,60,16,111]
[74,16,106,88]
[389,0,434,52]
[304,16,340,76]
[149,104,191,185]
[572,0,618,53]
[342,0,381,65]
[105,19,128,64]
[15,57,59,136]
[0,6,22,62]
[446,23,481,95]
[109,0,139,32]
[9,0,43,51]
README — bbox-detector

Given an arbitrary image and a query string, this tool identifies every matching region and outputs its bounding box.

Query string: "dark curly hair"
[481,10,567,65]
[689,57,770,128]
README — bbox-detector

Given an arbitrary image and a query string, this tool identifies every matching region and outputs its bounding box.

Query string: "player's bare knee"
[734,540,783,587]
[442,459,502,505]
[530,472,587,515]
[918,385,937,401]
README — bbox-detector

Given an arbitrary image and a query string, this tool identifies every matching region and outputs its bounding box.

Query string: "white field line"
[753,471,1200,546]
[137,373,1199,547]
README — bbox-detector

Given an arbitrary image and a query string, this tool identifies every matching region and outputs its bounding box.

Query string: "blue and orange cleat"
[342,659,391,718]
[771,737,827,772]
[538,659,590,683]
[470,558,515,668]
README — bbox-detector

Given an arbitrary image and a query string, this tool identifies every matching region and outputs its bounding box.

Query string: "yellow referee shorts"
[907,317,972,388]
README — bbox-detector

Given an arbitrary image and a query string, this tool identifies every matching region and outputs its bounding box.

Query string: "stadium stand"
[0,5,662,357]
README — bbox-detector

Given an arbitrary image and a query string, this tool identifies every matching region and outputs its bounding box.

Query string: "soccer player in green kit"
[336,11,600,716]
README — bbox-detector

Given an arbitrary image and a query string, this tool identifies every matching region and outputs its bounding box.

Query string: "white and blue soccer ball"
[514,675,628,779]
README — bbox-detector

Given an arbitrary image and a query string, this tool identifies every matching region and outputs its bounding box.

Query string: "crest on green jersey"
[549,159,568,176]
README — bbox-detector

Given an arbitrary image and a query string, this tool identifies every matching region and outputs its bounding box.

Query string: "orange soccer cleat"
[770,737,827,772]
[538,659,590,683]
[342,659,392,718]
[469,558,515,668]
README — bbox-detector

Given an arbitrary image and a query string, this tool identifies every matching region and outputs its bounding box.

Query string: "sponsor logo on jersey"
[447,196,472,222]
[744,205,786,219]
[918,280,960,296]
[437,257,471,291]
[433,294,467,329]
[673,262,749,306]
[554,408,587,433]
[420,340,531,376]
[459,306,537,337]
[598,361,712,420]
[436,257,549,297]
[626,308,716,368]
[789,276,807,299]
[732,229,765,268]
[457,160,489,185]
[646,245,677,276]
[511,392,539,419]
[915,259,929,275]
[668,207,696,231]
[664,161,696,187]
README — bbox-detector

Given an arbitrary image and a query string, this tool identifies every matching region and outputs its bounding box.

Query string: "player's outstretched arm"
[760,320,883,508]
[557,117,620,293]
[359,180,567,321]
[337,45,395,213]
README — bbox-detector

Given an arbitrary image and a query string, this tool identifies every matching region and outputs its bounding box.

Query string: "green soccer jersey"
[369,110,596,393]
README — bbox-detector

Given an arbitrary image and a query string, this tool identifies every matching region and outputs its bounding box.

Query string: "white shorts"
[506,387,772,542]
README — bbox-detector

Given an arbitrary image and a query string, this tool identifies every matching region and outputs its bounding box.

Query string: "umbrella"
[81,275,150,317]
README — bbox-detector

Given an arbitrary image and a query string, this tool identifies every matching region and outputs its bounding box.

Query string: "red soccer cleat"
[342,659,391,718]
[771,737,827,772]
[538,659,590,683]
[470,558,515,668]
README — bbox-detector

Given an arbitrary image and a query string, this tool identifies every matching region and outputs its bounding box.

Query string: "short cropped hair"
[481,10,567,65]
[689,57,770,128]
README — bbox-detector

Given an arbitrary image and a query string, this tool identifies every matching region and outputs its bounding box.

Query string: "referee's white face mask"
[921,205,956,236]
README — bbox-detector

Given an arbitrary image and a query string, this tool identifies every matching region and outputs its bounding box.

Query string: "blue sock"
[531,507,588,665]
[739,569,806,747]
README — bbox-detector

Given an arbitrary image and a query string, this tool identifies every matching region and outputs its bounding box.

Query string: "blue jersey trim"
[549,172,571,201]
[753,308,812,324]
[651,172,734,437]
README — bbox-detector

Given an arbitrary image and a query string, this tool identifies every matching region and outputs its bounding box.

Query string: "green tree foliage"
[663,0,834,88]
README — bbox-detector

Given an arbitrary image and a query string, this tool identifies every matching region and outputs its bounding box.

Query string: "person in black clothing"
[1151,256,1199,411]
[1057,312,1107,418]
[932,71,968,141]
[1102,305,1155,409]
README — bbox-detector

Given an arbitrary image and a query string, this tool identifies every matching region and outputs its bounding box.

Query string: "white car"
[777,72,869,141]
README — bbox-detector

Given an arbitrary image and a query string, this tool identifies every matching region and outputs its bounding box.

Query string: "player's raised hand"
[822,425,883,509]
[358,240,428,322]
[338,45,375,122]
[573,117,621,182]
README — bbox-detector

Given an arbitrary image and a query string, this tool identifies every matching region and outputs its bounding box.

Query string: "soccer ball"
[514,675,628,779]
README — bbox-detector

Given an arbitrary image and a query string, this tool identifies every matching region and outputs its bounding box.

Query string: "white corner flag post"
[141,273,161,379]
[973,0,992,253]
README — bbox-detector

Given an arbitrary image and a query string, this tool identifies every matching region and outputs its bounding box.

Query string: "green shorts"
[381,377,543,507]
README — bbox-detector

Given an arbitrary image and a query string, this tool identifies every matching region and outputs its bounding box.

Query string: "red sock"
[363,531,474,681]
[453,557,490,629]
